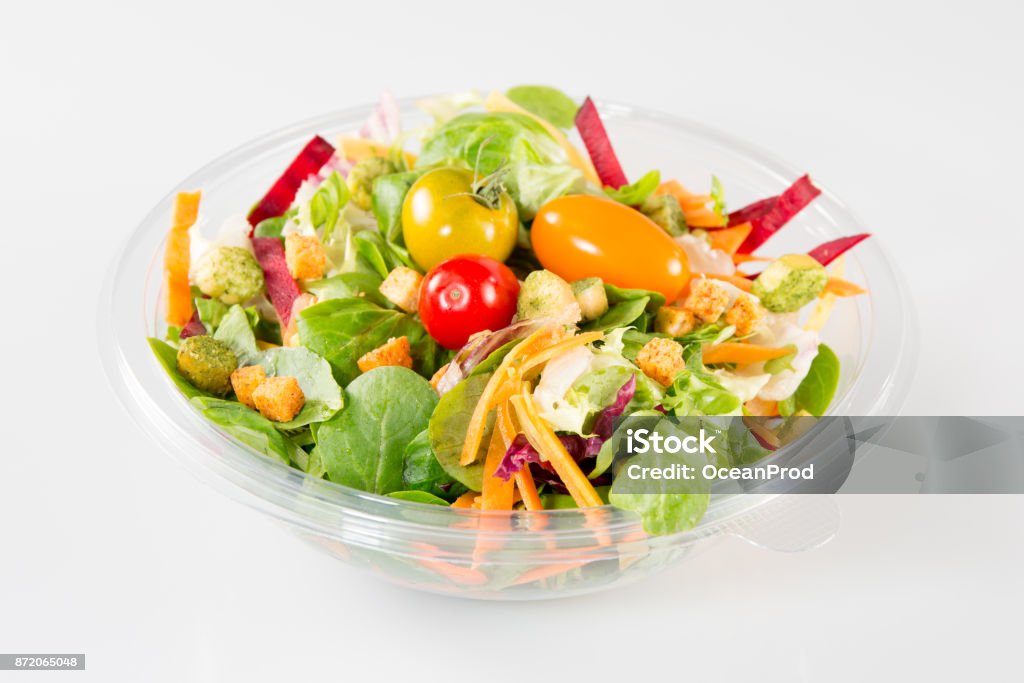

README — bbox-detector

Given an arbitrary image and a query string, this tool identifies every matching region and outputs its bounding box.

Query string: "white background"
[2,0,1023,680]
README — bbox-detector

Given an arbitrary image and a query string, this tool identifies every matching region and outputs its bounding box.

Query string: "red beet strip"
[727,196,778,227]
[252,237,302,326]
[574,97,629,189]
[807,233,871,266]
[247,135,335,230]
[736,175,821,254]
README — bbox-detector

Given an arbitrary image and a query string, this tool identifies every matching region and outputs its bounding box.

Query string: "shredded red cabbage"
[252,237,302,327]
[736,175,821,254]
[247,136,335,230]
[179,311,206,339]
[807,233,871,266]
[574,97,629,189]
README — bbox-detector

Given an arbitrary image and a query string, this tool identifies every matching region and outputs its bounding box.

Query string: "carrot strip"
[708,222,752,255]
[459,325,558,466]
[480,406,516,511]
[510,388,603,508]
[702,342,792,365]
[655,180,726,228]
[821,276,867,298]
[337,136,417,167]
[164,191,201,327]
[703,273,753,293]
[517,331,604,377]
[451,491,479,509]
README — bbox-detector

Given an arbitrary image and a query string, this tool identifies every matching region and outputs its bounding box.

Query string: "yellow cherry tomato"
[402,167,519,271]
[530,195,692,300]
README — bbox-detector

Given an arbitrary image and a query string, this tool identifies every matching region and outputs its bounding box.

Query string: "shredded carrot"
[744,397,780,417]
[518,330,604,378]
[484,90,599,184]
[510,387,603,508]
[655,180,726,227]
[336,136,417,167]
[515,467,543,512]
[703,273,754,293]
[702,342,792,365]
[459,324,559,466]
[451,491,479,509]
[821,276,866,298]
[164,191,201,327]
[480,406,516,511]
[708,222,752,255]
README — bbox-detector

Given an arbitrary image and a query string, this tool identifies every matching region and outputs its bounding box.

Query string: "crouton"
[683,277,731,323]
[379,267,423,313]
[284,234,327,280]
[725,293,765,337]
[357,336,413,373]
[636,337,686,387]
[231,365,267,409]
[252,375,305,422]
[655,306,697,337]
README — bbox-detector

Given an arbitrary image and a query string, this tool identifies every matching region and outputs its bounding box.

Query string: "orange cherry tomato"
[530,195,691,300]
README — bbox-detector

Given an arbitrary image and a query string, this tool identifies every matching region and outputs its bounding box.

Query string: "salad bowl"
[100,95,917,599]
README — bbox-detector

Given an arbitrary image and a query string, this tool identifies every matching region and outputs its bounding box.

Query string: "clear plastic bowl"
[99,97,918,599]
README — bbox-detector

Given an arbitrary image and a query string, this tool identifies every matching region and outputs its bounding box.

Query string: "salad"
[149,86,870,534]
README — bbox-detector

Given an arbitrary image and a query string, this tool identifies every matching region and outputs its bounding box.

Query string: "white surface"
[2,0,1022,680]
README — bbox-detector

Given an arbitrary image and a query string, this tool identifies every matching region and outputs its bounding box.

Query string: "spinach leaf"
[315,366,438,494]
[190,396,305,466]
[505,85,578,129]
[297,297,443,386]
[257,347,343,429]
[353,229,419,276]
[585,284,666,334]
[148,338,211,399]
[387,490,450,506]
[604,170,661,206]
[792,343,840,416]
[402,429,468,501]
[371,170,424,246]
[427,373,493,491]
[304,272,387,307]
[585,296,650,332]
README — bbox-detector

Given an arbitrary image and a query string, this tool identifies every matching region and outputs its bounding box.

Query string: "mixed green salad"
[150,86,870,534]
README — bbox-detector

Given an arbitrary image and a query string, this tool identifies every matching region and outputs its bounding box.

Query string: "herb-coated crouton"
[176,335,238,395]
[357,336,413,373]
[725,293,765,337]
[231,365,267,409]
[252,375,305,422]
[683,277,731,323]
[379,267,423,313]
[655,306,697,337]
[284,234,327,280]
[636,337,686,387]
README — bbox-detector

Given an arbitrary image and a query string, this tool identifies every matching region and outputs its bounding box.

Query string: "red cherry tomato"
[418,255,520,350]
